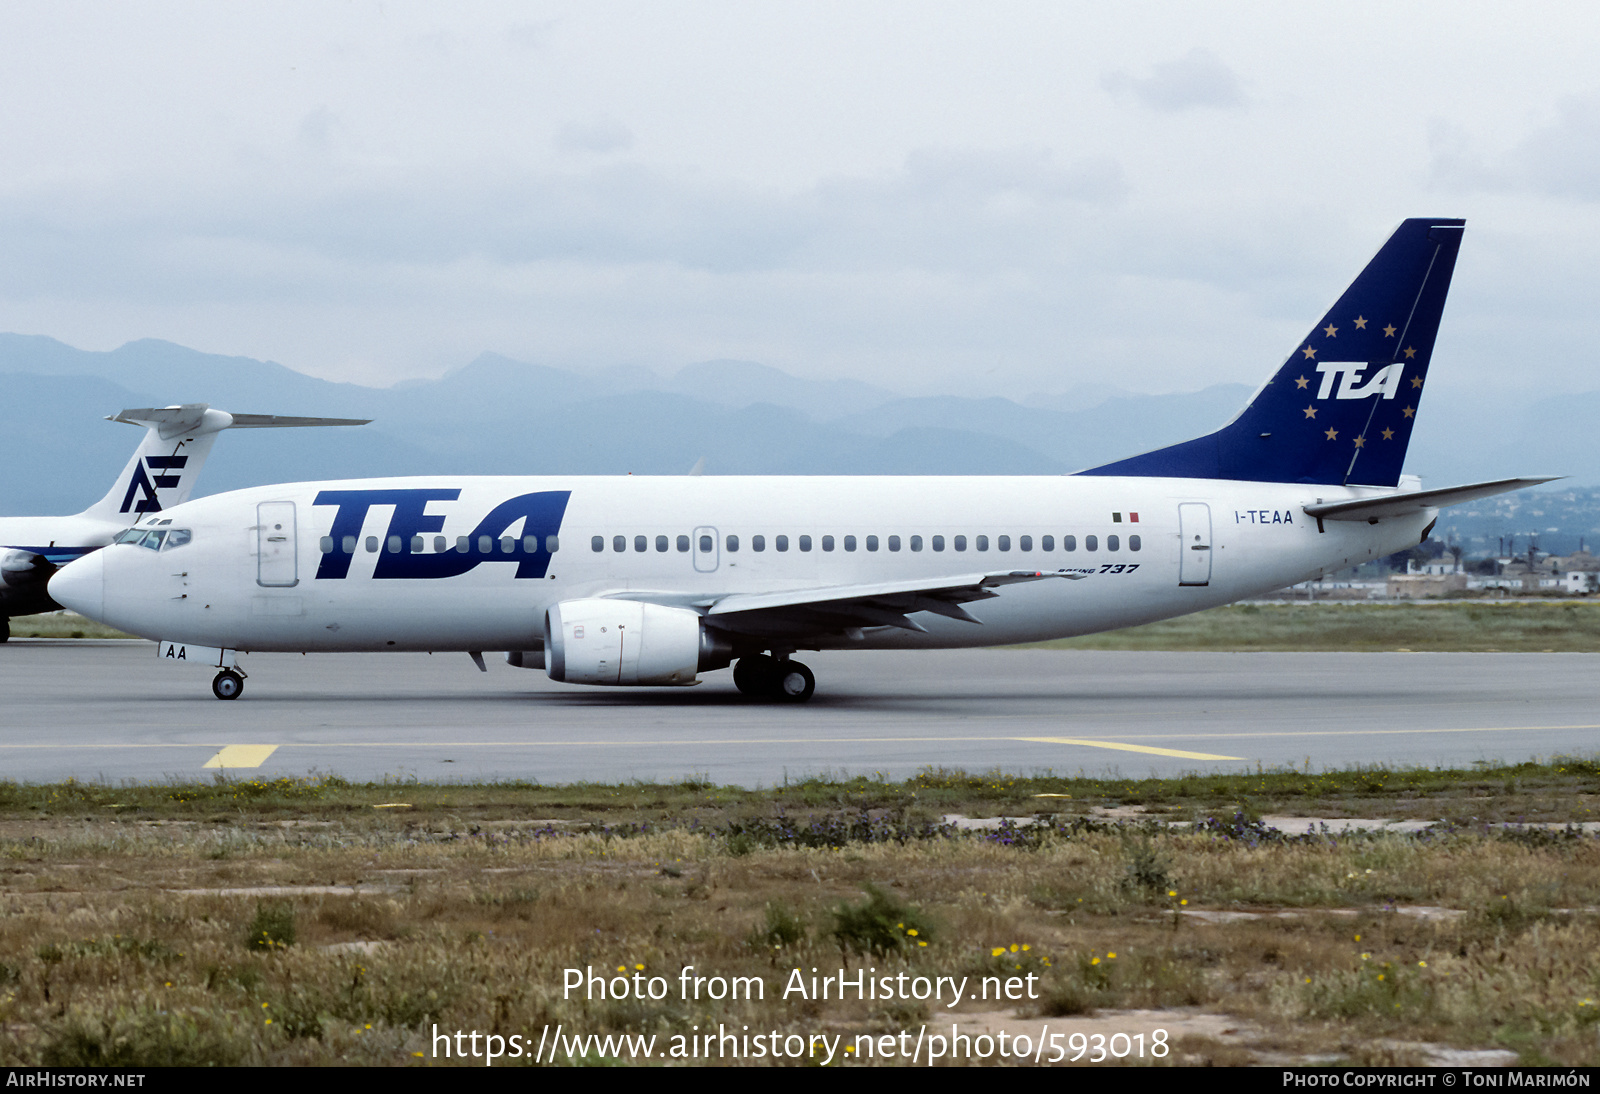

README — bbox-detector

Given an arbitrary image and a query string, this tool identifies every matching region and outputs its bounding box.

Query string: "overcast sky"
[2,1,1597,402]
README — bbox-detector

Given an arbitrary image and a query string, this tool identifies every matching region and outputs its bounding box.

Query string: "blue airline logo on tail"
[1079,218,1464,488]
[119,455,189,514]
[311,489,571,580]
[1314,362,1404,401]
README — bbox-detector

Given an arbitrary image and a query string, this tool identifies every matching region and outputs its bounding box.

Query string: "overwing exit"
[47,219,1557,700]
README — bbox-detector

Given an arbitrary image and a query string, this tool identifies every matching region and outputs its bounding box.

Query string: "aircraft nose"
[49,549,106,621]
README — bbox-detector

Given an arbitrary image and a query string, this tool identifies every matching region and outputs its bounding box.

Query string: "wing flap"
[703,570,1079,638]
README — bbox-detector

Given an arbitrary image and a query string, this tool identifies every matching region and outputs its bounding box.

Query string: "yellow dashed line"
[1017,737,1244,761]
[202,744,279,769]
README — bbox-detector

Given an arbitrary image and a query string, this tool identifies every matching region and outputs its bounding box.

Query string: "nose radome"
[49,549,106,622]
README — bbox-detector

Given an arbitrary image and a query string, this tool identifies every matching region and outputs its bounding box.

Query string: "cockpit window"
[113,528,146,545]
[139,530,166,551]
[163,529,192,550]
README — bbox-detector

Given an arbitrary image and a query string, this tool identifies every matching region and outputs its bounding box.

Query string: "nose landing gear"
[211,668,247,700]
[732,654,815,702]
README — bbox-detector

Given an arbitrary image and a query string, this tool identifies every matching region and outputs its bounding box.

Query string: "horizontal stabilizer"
[1302,476,1560,523]
[110,405,370,440]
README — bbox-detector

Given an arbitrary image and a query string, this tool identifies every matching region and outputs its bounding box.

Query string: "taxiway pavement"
[2,642,1597,785]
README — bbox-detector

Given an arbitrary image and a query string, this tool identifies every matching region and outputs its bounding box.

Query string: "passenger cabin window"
[612,536,625,553]
[699,534,713,553]
[866,535,878,551]
[1085,535,1098,552]
[976,535,989,551]
[910,535,922,551]
[343,535,357,554]
[634,535,648,552]
[932,535,944,551]
[798,535,812,552]
[656,535,669,552]
[1042,535,1054,551]
[954,535,966,551]
[592,536,604,552]
[1129,535,1141,552]
[844,535,857,551]
[677,535,691,552]
[997,535,1010,551]
[436,536,449,552]
[822,535,835,551]
[726,534,739,552]
[1063,535,1077,552]
[1107,534,1120,551]
[1019,535,1032,551]
[888,535,901,551]
[547,535,559,553]
[365,536,379,553]
[776,535,789,552]
[752,535,765,552]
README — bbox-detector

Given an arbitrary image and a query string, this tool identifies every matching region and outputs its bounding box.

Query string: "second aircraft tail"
[78,405,370,522]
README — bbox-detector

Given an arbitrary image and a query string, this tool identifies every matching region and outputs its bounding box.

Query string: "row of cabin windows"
[318,534,560,555]
[314,531,1145,557]
[589,533,1142,554]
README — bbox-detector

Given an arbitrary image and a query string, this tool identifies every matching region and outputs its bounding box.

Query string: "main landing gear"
[733,654,815,703]
[212,668,247,701]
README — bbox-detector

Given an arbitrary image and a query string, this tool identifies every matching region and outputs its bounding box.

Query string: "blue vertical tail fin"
[1079,217,1465,487]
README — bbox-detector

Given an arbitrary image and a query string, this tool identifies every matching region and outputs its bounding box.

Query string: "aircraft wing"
[698,570,1082,638]
[1302,476,1560,523]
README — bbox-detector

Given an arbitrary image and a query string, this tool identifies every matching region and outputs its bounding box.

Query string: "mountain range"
[1,334,1593,555]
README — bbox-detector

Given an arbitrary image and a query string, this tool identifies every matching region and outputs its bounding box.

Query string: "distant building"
[1388,573,1468,598]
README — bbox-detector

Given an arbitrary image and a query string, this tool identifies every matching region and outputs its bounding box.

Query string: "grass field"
[6,611,134,640]
[1025,599,1600,652]
[3,762,1600,1066]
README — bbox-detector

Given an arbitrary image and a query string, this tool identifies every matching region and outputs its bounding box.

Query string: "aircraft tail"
[77,404,370,522]
[1079,218,1466,487]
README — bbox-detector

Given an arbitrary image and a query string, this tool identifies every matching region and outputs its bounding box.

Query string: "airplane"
[2,404,368,640]
[48,218,1556,701]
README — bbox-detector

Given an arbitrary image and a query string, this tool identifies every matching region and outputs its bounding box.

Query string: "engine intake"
[544,599,731,686]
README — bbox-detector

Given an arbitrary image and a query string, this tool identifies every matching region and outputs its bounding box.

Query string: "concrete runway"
[2,641,1598,785]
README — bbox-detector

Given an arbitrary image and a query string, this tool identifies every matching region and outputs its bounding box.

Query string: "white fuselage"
[52,474,1431,654]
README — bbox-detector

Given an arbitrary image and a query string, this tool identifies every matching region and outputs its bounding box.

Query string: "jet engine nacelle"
[544,598,732,686]
[1,550,54,590]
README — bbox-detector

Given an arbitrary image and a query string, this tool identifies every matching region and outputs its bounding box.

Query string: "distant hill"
[2,333,1594,554]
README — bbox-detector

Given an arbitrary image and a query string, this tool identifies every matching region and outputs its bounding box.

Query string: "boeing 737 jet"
[1,404,367,639]
[49,219,1554,700]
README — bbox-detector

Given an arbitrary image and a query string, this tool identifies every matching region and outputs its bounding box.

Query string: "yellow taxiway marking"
[202,744,279,769]
[1017,737,1244,761]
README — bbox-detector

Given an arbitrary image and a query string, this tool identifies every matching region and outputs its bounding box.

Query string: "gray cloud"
[1432,97,1600,202]
[1102,48,1246,112]
[555,117,634,155]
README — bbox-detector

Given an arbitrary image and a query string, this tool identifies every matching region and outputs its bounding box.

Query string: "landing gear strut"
[212,669,246,701]
[733,654,815,703]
